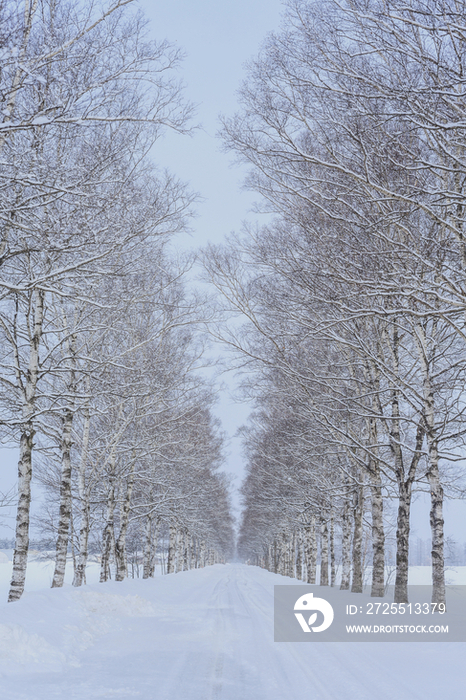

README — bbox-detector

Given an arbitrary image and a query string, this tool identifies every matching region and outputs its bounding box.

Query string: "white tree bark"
[100,479,116,583]
[73,405,92,587]
[8,290,44,603]
[319,518,329,586]
[279,531,287,576]
[289,530,296,578]
[52,328,78,588]
[182,529,189,571]
[394,481,412,604]
[330,511,336,587]
[414,322,445,605]
[167,523,177,574]
[191,535,198,568]
[115,462,136,582]
[351,484,364,594]
[340,495,352,591]
[8,431,35,603]
[51,406,74,588]
[143,515,160,579]
[369,466,385,597]
[305,516,317,584]
[199,539,206,568]
[272,539,278,573]
[295,530,303,580]
[174,528,183,573]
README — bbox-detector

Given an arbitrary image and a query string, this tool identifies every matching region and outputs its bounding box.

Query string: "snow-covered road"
[0,564,463,699]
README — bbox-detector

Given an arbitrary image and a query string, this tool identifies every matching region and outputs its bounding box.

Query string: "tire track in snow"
[232,567,340,700]
[207,573,227,700]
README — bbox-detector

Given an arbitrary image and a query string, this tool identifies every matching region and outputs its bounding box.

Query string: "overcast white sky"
[141,0,284,249]
[137,0,287,520]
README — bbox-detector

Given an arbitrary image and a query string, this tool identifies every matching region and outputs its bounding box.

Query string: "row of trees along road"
[0,0,234,602]
[202,0,466,605]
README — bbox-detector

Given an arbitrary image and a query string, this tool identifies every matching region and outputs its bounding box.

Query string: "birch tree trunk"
[351,483,364,593]
[199,539,206,568]
[394,481,412,603]
[392,425,423,603]
[364,364,385,596]
[52,323,78,588]
[386,325,418,602]
[329,511,336,587]
[305,516,317,584]
[279,532,287,576]
[296,530,303,580]
[319,518,329,586]
[340,494,352,590]
[273,539,278,573]
[70,507,77,576]
[8,431,35,602]
[183,529,190,571]
[428,472,445,605]
[9,289,44,603]
[100,480,116,583]
[369,467,385,597]
[142,515,160,579]
[73,498,90,587]
[73,404,92,587]
[289,530,296,578]
[167,524,177,573]
[175,529,183,573]
[414,322,445,605]
[115,463,136,582]
[191,535,197,568]
[281,541,287,576]
[52,406,74,588]
[267,542,273,572]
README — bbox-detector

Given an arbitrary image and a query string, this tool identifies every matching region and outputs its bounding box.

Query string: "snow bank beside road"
[0,623,67,667]
[0,558,101,601]
[0,581,163,680]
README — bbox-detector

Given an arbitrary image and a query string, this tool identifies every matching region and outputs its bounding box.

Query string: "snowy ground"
[0,553,166,601]
[0,563,464,699]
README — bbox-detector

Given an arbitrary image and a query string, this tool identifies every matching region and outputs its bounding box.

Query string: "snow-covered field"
[0,562,464,699]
